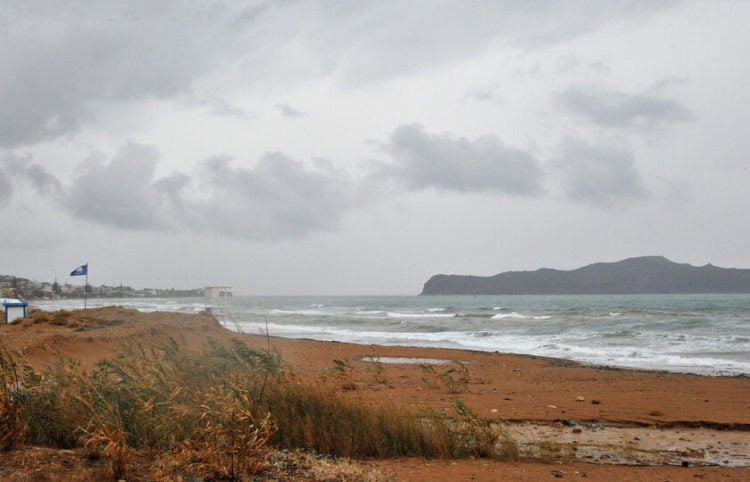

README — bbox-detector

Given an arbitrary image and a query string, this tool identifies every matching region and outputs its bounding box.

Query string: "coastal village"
[0,274,202,301]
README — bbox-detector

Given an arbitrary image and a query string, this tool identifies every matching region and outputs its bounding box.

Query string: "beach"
[35,293,750,376]
[2,306,749,480]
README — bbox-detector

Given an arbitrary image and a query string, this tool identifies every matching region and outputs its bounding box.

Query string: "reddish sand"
[2,306,749,481]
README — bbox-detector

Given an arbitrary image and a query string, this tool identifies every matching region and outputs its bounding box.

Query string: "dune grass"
[1,335,517,479]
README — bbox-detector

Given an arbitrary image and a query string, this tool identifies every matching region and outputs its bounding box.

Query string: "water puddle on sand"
[505,423,750,467]
[359,356,456,365]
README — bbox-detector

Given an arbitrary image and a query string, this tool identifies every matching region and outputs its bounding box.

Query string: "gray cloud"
[276,103,308,119]
[379,124,544,195]
[0,2,681,148]
[197,96,251,119]
[549,138,649,207]
[61,143,358,241]
[66,143,169,230]
[558,86,692,130]
[465,82,505,104]
[0,173,11,206]
[0,153,63,205]
[0,3,235,147]
[186,153,357,240]
[302,1,679,85]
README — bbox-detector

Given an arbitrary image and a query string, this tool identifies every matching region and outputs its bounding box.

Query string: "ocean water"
[34,294,750,376]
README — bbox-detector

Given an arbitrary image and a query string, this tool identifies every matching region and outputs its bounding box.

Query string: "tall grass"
[0,345,26,450]
[1,336,517,478]
[264,373,455,459]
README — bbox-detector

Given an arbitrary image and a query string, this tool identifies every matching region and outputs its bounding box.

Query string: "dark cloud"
[549,138,649,207]
[0,153,63,205]
[379,124,544,195]
[0,3,235,147]
[558,86,692,130]
[25,164,63,196]
[0,173,11,207]
[62,144,358,241]
[0,2,681,148]
[186,153,356,240]
[66,143,169,230]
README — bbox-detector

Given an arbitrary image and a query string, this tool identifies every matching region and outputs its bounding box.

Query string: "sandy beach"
[2,306,749,480]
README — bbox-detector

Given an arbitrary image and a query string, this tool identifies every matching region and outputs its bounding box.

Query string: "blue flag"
[70,264,88,276]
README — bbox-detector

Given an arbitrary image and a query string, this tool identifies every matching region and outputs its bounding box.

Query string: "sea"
[34,294,750,377]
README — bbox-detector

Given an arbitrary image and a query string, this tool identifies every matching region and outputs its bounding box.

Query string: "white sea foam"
[491,311,530,319]
[268,308,328,316]
[386,311,455,318]
[35,294,750,376]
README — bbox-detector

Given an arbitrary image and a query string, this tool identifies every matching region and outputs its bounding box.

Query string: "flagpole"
[70,263,89,310]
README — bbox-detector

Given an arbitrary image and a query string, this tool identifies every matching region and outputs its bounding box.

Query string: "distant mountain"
[420,256,750,295]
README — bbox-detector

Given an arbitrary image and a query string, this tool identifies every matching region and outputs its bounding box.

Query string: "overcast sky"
[2,0,749,295]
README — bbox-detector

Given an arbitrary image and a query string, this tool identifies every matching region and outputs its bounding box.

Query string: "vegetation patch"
[1,333,522,479]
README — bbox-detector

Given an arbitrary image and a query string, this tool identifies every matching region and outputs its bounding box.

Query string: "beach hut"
[2,299,28,323]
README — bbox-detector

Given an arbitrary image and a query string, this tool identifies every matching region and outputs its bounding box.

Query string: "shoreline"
[242,331,750,380]
[242,333,750,427]
[30,294,750,377]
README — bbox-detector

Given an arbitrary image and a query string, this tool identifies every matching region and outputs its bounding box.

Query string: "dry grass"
[1,320,520,479]
[0,345,27,451]
[419,361,470,394]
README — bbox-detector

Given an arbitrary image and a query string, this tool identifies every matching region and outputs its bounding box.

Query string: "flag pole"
[70,263,89,310]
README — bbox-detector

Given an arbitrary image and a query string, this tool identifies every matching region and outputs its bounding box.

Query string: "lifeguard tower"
[204,286,240,331]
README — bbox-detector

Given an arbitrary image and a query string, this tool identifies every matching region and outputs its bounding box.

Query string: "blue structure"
[3,300,28,323]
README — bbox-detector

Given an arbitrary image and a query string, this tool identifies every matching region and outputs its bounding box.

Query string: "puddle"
[503,423,750,467]
[360,356,456,365]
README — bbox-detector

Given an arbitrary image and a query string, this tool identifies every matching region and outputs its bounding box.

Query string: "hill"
[421,256,750,295]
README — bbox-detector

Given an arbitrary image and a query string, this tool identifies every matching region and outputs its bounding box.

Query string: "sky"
[1,0,749,295]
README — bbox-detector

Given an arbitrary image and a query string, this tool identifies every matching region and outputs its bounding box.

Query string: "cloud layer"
[558,86,692,131]
[58,145,359,241]
[549,138,649,207]
[1,2,680,148]
[4,120,656,243]
[0,153,63,205]
[379,124,544,195]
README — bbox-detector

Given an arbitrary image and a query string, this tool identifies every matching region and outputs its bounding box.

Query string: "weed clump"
[1,338,280,479]
[0,345,27,450]
[1,335,520,478]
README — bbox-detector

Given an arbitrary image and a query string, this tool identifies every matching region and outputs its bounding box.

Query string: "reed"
[1,337,517,478]
[0,345,26,450]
